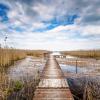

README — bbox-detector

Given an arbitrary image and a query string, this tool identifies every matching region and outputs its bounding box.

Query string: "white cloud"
[3,24,99,51]
[48,25,78,33]
[32,3,54,21]
[0,0,100,50]
[82,25,100,35]
[47,24,100,36]
[10,36,100,51]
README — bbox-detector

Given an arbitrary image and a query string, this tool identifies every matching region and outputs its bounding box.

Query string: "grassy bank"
[61,50,100,59]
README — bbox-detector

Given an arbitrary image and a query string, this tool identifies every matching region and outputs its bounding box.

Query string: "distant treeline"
[61,50,100,59]
[0,48,49,68]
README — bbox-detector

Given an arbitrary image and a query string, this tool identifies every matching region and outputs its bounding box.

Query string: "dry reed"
[62,50,100,59]
[0,48,48,99]
[0,48,26,68]
[0,48,48,68]
[67,76,100,100]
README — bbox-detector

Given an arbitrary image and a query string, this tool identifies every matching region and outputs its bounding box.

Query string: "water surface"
[7,56,45,81]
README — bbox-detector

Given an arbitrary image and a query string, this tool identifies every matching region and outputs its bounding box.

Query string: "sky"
[0,0,100,51]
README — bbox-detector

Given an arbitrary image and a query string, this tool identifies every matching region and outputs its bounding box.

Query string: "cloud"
[0,0,100,50]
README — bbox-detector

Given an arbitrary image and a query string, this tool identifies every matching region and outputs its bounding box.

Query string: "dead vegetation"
[0,48,48,99]
[0,70,40,100]
[67,76,100,100]
[61,50,100,59]
[0,48,26,68]
[0,48,48,68]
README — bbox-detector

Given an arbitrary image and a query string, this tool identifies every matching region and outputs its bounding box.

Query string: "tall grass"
[67,76,100,100]
[0,48,47,99]
[62,50,100,59]
[0,48,49,68]
[0,48,26,68]
[27,50,49,58]
[0,69,40,100]
[83,77,100,100]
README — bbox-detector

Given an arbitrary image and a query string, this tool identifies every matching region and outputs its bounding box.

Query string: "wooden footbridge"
[33,54,74,100]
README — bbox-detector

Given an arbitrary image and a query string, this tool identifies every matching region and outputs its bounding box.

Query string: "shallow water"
[7,56,45,80]
[60,64,89,73]
[6,56,100,80]
[59,57,100,100]
[58,57,100,74]
[60,63,100,74]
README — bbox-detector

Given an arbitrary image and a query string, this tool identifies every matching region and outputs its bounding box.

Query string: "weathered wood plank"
[33,55,74,100]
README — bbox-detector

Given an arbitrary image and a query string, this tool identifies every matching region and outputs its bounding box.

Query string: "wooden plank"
[33,55,74,100]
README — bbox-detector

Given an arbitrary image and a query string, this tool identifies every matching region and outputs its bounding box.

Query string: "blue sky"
[0,0,100,50]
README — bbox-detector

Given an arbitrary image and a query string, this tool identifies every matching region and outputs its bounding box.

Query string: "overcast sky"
[0,0,100,51]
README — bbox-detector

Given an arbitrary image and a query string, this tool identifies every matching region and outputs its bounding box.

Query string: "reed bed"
[0,69,40,100]
[27,50,49,58]
[0,48,48,99]
[67,76,100,100]
[62,50,100,59]
[0,48,26,68]
[0,48,48,68]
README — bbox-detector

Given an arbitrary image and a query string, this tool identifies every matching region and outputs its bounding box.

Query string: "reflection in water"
[60,63,100,74]
[60,64,87,73]
[57,56,100,74]
[7,56,45,80]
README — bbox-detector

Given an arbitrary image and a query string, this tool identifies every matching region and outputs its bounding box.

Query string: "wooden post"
[76,59,78,74]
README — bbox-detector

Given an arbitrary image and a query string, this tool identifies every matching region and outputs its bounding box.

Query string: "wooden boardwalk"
[33,55,74,100]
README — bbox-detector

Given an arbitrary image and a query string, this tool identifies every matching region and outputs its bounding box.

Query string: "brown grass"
[67,76,100,100]
[0,48,26,68]
[0,48,49,68]
[61,50,100,59]
[83,77,100,100]
[0,48,48,99]
[0,70,40,100]
[27,50,49,58]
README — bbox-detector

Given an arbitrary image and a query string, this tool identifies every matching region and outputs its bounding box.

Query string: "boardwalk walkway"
[33,55,74,100]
